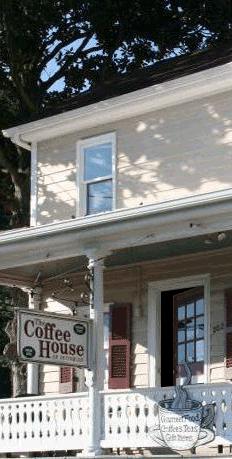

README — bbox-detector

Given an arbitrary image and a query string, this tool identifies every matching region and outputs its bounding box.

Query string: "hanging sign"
[17,309,89,367]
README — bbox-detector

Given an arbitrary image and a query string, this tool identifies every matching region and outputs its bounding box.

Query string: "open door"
[173,287,205,384]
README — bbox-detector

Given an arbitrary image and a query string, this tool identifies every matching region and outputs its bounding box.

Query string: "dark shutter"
[59,366,74,393]
[108,303,131,389]
[225,289,232,379]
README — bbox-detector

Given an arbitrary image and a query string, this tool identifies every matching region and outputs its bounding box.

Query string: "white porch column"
[27,286,42,395]
[85,254,105,455]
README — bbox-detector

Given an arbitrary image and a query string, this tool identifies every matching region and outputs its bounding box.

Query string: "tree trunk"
[11,363,27,397]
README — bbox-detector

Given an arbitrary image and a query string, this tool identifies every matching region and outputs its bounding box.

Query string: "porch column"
[27,286,42,395]
[85,254,105,455]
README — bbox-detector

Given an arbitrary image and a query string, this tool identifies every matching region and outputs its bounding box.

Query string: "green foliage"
[0,286,28,372]
[0,286,27,398]
[0,288,13,358]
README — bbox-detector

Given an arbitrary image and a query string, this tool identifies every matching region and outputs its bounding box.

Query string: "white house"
[1,45,232,457]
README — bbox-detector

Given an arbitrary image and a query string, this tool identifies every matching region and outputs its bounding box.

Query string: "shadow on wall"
[36,91,232,223]
[37,167,76,224]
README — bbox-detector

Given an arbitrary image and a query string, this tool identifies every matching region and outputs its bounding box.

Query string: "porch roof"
[2,231,232,287]
[0,189,232,287]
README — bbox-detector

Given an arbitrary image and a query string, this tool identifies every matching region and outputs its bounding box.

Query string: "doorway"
[161,287,205,387]
[161,288,187,387]
[148,275,209,387]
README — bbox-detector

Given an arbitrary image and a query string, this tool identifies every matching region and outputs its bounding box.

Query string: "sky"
[41,36,99,93]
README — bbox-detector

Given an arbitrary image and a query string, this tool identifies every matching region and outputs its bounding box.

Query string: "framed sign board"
[17,309,89,367]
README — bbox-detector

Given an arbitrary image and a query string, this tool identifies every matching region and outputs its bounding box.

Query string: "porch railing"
[101,384,232,449]
[0,392,89,453]
[1,383,232,454]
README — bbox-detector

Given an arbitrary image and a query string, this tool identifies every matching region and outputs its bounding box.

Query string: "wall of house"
[40,266,147,394]
[39,247,232,395]
[37,89,232,224]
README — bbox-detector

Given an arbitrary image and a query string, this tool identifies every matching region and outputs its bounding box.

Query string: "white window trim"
[76,132,116,217]
[147,274,210,387]
[83,303,111,390]
[103,303,111,389]
[30,141,38,226]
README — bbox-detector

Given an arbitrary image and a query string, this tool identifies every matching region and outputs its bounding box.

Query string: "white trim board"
[30,141,38,226]
[147,274,210,387]
[4,60,232,145]
[0,191,232,272]
[1,187,232,244]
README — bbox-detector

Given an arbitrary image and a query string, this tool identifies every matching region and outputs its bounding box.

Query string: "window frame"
[77,132,116,217]
[148,274,210,387]
[174,287,205,371]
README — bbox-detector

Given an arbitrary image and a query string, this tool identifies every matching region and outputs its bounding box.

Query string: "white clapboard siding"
[38,248,232,394]
[36,90,232,224]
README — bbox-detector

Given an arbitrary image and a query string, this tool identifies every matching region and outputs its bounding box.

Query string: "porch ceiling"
[0,189,232,286]
[106,229,232,267]
[1,229,232,287]
[0,255,87,287]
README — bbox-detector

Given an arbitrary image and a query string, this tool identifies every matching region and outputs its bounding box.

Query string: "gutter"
[3,60,232,145]
[0,188,232,246]
[3,131,31,151]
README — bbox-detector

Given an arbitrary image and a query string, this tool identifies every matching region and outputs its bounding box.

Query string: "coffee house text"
[24,319,84,358]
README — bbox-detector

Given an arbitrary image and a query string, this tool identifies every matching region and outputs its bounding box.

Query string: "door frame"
[147,274,210,387]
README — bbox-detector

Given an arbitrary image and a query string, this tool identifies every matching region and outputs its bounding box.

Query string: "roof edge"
[3,59,232,148]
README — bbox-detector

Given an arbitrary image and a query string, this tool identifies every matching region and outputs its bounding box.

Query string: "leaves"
[0,3,231,225]
[0,1,231,233]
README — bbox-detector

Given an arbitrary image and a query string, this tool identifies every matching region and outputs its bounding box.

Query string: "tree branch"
[39,32,89,72]
[41,46,102,91]
[84,45,102,54]
[2,9,38,112]
[42,34,95,91]
[0,141,26,205]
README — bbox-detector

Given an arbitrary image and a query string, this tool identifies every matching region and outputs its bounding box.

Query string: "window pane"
[196,298,204,315]
[84,142,112,180]
[187,302,194,318]
[196,340,204,362]
[186,317,195,341]
[178,344,185,364]
[196,316,204,339]
[87,180,112,214]
[178,329,185,343]
[187,342,194,362]
[178,306,185,321]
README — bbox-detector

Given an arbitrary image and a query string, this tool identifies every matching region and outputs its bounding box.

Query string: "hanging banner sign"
[17,309,89,367]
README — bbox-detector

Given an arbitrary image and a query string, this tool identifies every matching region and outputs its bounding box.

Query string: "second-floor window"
[78,133,115,216]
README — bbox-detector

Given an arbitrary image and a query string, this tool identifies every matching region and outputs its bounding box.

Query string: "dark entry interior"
[161,288,188,387]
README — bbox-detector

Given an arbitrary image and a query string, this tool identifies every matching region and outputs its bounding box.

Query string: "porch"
[0,384,231,456]
[0,195,232,456]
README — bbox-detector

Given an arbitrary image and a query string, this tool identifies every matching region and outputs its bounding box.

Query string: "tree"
[0,286,28,397]
[0,288,14,397]
[0,0,232,395]
[0,0,232,229]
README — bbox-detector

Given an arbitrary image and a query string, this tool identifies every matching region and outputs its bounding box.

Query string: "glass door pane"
[173,287,205,384]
